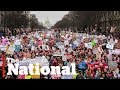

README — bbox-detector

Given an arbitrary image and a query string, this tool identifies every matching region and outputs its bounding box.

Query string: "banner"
[7,56,49,67]
[19,56,49,67]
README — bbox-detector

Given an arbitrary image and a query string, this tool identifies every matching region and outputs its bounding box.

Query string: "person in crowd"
[0,27,120,79]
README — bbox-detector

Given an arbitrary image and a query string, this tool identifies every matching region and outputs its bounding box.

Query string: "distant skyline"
[30,11,69,26]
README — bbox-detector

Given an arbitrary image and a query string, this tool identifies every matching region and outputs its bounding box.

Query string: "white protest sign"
[115,39,118,43]
[58,45,65,54]
[34,32,40,38]
[87,42,92,49]
[45,45,50,50]
[46,32,51,37]
[110,44,114,49]
[73,40,79,46]
[110,38,114,43]
[106,44,110,49]
[113,49,120,55]
[42,44,46,50]
[14,40,21,45]
[19,56,49,67]
[31,45,35,51]
[64,40,69,46]
[84,43,88,48]
[53,53,62,57]
[68,47,73,53]
[108,61,118,70]
[106,43,114,49]
[6,45,15,54]
[40,56,49,66]
[0,45,7,51]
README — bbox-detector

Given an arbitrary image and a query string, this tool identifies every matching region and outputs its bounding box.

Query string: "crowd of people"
[0,27,120,79]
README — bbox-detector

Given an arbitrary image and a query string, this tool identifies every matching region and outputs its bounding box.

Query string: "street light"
[73,17,74,32]
[75,14,78,32]
[72,14,78,33]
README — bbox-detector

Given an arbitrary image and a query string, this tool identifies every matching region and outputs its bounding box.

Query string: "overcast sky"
[30,11,69,25]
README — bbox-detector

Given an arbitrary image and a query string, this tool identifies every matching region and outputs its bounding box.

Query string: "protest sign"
[6,42,15,54]
[87,42,92,49]
[84,43,88,48]
[108,61,118,71]
[106,43,114,50]
[106,44,110,49]
[114,49,120,55]
[73,40,79,46]
[0,45,7,51]
[68,47,73,53]
[14,40,21,46]
[64,40,69,46]
[17,56,49,67]
[115,39,118,43]
[0,61,3,67]
[31,45,35,51]
[53,53,62,57]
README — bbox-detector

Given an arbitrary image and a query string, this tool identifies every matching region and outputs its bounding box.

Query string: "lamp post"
[72,14,77,39]
[73,17,74,32]
[75,14,78,33]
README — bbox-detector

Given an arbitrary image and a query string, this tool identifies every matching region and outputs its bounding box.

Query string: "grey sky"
[30,11,69,25]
